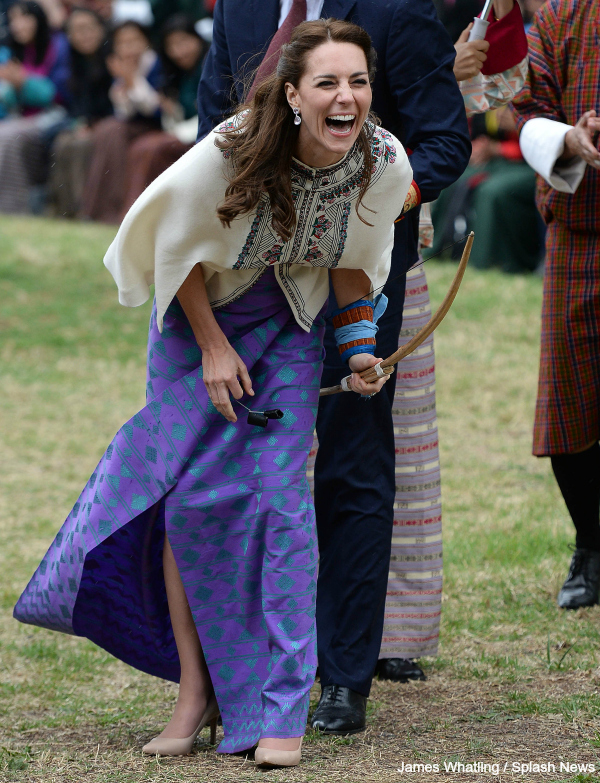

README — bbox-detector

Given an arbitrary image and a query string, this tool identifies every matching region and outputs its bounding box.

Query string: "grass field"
[1,216,599,783]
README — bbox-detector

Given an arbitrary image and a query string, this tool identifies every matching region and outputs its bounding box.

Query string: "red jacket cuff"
[402,180,421,214]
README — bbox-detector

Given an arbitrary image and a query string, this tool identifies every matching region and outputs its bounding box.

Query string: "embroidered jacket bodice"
[104,117,412,332]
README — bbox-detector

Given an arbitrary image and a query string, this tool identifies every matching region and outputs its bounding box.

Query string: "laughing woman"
[14,19,411,768]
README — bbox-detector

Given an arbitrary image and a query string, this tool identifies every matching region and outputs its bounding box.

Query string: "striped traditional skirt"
[383,266,442,659]
[307,265,442,659]
[534,223,600,456]
[14,268,325,753]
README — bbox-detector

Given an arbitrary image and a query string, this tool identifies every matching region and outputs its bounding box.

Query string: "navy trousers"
[314,230,411,698]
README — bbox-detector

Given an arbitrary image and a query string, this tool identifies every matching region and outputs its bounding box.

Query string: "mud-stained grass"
[1,216,599,783]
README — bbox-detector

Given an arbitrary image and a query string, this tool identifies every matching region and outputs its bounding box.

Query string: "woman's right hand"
[201,341,254,422]
[175,263,254,422]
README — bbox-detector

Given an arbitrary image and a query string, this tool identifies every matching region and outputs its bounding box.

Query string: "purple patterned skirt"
[14,269,325,753]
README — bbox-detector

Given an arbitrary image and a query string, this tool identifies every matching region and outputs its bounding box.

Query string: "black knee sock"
[551,443,600,552]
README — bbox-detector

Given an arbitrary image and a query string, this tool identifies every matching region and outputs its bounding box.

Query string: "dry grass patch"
[2,672,600,782]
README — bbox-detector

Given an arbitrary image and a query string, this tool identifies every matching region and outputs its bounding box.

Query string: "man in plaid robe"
[511,0,600,609]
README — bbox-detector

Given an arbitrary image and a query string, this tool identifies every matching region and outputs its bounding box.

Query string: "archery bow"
[319,231,474,397]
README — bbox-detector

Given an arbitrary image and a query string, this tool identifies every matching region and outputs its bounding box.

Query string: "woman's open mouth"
[325,114,356,137]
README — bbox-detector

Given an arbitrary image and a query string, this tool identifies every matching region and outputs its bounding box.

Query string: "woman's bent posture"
[14,19,412,767]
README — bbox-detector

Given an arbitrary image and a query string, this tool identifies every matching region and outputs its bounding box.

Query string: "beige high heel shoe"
[142,694,220,756]
[254,737,303,768]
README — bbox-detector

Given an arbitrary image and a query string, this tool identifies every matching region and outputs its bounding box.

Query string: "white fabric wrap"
[104,120,412,333]
[519,117,587,194]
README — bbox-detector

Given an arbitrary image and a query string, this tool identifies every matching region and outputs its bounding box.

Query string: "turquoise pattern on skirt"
[14,268,325,753]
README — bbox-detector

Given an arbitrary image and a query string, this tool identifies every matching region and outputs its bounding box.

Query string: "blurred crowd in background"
[0,0,214,222]
[0,0,548,274]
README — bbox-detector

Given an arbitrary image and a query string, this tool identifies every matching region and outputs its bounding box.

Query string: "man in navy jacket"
[197,0,470,735]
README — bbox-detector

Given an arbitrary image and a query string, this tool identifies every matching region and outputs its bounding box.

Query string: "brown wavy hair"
[216,18,378,242]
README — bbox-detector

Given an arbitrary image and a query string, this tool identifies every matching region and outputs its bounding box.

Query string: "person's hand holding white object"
[454,25,489,81]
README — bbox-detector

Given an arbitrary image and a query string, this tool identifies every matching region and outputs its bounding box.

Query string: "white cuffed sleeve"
[519,117,587,193]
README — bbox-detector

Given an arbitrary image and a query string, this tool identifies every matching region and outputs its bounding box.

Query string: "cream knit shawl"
[104,118,412,332]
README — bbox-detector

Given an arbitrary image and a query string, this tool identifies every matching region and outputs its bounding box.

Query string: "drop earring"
[293,107,301,125]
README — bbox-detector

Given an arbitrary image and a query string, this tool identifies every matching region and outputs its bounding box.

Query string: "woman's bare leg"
[159,534,214,738]
[164,534,300,749]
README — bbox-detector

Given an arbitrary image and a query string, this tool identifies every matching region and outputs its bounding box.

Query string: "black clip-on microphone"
[236,400,284,428]
[246,408,284,428]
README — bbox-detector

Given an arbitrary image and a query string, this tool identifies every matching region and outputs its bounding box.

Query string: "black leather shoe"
[558,548,600,609]
[310,685,366,735]
[377,658,426,682]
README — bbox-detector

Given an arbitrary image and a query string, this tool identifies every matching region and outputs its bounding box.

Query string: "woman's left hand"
[347,354,390,396]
